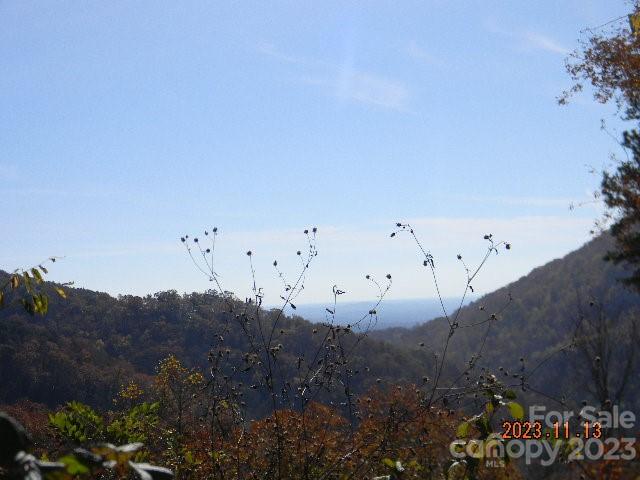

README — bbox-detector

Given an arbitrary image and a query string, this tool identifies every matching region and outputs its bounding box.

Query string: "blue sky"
[0,1,631,305]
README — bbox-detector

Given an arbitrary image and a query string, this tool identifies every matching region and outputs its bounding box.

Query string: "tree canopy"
[563,2,640,289]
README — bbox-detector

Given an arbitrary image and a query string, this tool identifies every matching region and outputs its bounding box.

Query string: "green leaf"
[33,294,49,315]
[503,389,517,400]
[0,291,4,307]
[382,458,395,469]
[59,454,90,475]
[23,272,33,293]
[48,412,64,429]
[456,421,470,438]
[474,414,491,437]
[31,268,44,284]
[508,401,524,420]
[55,287,67,299]
[49,402,103,443]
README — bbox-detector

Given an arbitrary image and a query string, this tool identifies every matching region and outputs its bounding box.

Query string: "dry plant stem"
[393,224,508,409]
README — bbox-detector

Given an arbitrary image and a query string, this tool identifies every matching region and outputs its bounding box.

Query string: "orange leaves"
[162,387,491,479]
[561,5,640,110]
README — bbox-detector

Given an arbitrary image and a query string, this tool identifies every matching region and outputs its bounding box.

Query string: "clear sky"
[0,1,631,305]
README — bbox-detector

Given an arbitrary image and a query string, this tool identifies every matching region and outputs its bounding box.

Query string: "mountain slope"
[371,233,640,412]
[0,278,437,412]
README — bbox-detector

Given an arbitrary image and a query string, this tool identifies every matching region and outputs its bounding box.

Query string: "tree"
[561,6,640,112]
[0,259,67,316]
[154,355,203,437]
[601,129,640,286]
[0,410,173,480]
[562,3,640,289]
[571,299,639,412]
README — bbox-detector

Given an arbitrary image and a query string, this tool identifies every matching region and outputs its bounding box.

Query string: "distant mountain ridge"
[290,297,462,330]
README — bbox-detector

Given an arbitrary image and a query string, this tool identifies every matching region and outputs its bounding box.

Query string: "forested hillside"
[2,234,638,417]
[372,234,640,413]
[0,278,438,414]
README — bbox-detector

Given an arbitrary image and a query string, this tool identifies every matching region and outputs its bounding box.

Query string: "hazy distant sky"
[0,1,631,304]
